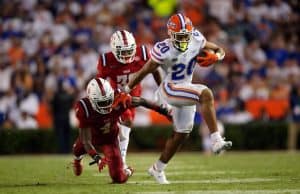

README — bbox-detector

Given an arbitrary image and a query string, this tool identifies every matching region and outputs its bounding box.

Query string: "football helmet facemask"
[86,78,114,114]
[167,13,193,52]
[110,30,136,64]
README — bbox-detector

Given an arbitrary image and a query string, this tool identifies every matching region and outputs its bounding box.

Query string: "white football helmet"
[110,30,136,64]
[86,78,114,114]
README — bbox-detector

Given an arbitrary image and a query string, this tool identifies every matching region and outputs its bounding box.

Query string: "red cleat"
[73,159,83,176]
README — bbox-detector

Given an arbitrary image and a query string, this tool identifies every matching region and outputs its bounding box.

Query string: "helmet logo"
[167,21,177,30]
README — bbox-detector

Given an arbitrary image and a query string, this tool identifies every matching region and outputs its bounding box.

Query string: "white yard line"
[93,170,241,177]
[135,190,300,194]
[127,178,278,184]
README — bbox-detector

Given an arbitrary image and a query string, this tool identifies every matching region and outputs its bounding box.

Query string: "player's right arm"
[126,59,160,92]
[75,102,101,163]
[126,41,168,92]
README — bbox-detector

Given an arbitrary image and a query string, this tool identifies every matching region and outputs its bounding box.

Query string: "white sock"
[210,131,222,142]
[74,155,84,161]
[202,135,211,151]
[154,160,167,172]
[119,125,131,166]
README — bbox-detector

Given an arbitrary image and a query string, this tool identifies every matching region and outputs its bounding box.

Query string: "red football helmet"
[167,13,193,52]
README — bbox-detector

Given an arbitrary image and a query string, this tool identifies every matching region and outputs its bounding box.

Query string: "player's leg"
[200,88,232,154]
[161,82,232,154]
[118,108,134,168]
[148,105,195,184]
[101,141,133,184]
[72,138,86,176]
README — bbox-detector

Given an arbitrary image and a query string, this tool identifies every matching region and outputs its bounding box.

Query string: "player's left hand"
[196,50,218,67]
[112,92,132,109]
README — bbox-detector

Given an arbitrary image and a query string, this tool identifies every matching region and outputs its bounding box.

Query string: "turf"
[0,152,299,194]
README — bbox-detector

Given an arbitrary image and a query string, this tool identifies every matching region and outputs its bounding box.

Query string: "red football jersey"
[97,45,150,97]
[75,97,125,145]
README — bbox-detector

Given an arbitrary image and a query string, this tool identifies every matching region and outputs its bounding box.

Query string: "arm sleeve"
[75,102,89,129]
[141,45,150,61]
[150,41,169,65]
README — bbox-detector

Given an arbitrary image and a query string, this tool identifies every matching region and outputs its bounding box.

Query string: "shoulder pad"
[192,30,206,46]
[78,99,90,118]
[100,53,107,67]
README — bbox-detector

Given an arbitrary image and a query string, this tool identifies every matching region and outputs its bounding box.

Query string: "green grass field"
[0,152,300,194]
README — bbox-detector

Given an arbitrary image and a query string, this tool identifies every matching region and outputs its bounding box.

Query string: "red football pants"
[72,138,129,183]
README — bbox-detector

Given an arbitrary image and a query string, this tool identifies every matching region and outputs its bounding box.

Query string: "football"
[198,48,216,57]
[197,48,218,67]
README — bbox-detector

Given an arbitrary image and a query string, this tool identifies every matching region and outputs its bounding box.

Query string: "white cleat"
[212,138,232,154]
[148,165,170,184]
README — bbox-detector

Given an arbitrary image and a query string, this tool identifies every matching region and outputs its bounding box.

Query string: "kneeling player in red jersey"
[72,78,170,183]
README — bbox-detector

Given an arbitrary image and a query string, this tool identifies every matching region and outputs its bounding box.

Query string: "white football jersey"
[150,30,206,84]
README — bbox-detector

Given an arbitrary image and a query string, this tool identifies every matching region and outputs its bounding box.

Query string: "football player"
[123,13,232,184]
[97,30,162,169]
[72,78,170,183]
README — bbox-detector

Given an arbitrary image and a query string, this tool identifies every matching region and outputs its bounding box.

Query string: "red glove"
[98,157,108,172]
[112,92,132,109]
[196,50,218,67]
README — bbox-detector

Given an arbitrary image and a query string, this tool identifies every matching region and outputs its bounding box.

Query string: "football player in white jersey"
[124,13,232,184]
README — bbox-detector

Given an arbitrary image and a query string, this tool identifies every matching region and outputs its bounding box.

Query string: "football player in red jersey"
[97,30,162,168]
[72,78,170,183]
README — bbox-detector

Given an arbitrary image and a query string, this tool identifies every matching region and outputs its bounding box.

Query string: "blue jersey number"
[171,58,196,81]
[157,42,170,53]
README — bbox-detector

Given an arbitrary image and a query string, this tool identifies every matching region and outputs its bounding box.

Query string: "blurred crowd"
[0,0,299,130]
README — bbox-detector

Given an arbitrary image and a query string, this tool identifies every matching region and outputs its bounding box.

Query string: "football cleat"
[148,165,170,184]
[124,166,134,177]
[73,159,83,176]
[211,138,232,154]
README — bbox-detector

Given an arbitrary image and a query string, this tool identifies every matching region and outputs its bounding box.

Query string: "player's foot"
[124,166,134,177]
[211,138,232,154]
[72,159,83,176]
[148,165,170,184]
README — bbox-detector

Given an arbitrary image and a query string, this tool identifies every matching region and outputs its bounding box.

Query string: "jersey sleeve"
[193,29,207,49]
[97,53,108,78]
[150,41,169,65]
[140,45,150,61]
[75,101,89,129]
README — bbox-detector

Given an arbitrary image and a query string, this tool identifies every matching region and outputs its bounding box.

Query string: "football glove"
[196,50,219,67]
[98,157,108,172]
[112,92,132,109]
[89,154,108,172]
[89,154,101,166]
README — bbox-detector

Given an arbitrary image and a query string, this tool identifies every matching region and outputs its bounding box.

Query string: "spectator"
[51,80,75,153]
[288,83,300,150]
[0,0,298,131]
